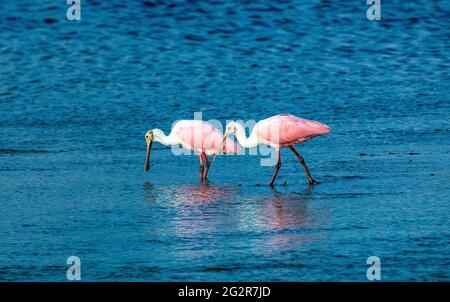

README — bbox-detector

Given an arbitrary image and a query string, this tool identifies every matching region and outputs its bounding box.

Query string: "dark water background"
[0,0,449,281]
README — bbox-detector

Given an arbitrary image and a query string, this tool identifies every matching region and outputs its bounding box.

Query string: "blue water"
[0,0,449,281]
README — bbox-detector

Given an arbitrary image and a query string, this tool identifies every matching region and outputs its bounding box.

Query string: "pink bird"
[144,120,240,181]
[223,114,331,186]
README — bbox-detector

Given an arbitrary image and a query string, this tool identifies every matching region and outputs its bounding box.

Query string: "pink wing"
[256,114,331,146]
[174,120,240,154]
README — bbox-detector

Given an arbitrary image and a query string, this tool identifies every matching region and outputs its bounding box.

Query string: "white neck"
[234,124,260,149]
[153,129,179,147]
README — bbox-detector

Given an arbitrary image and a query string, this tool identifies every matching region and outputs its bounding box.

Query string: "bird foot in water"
[309,179,320,185]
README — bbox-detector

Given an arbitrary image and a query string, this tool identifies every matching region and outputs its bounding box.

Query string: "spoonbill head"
[144,130,154,171]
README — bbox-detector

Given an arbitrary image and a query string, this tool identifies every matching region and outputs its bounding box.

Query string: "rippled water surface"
[0,1,449,281]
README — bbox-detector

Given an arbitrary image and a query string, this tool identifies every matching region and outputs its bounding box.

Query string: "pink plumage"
[256,114,331,147]
[174,120,241,155]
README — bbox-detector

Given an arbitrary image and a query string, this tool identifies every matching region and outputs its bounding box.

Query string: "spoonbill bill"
[223,114,331,186]
[145,120,240,181]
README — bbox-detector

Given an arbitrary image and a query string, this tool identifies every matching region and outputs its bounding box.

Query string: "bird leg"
[201,152,211,181]
[289,145,319,185]
[269,149,282,187]
[198,154,205,182]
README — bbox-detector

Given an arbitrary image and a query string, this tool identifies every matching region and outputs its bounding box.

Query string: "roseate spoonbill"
[144,120,240,181]
[223,114,331,186]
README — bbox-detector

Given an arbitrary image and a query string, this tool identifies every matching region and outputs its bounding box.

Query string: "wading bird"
[223,114,331,186]
[145,120,240,181]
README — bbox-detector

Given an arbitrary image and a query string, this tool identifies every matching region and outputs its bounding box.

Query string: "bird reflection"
[143,181,239,204]
[274,195,307,229]
[143,181,158,203]
[247,188,328,251]
[142,181,328,251]
[173,183,237,204]
[250,190,313,230]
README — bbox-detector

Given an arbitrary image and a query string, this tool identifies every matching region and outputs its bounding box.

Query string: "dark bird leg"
[198,154,204,182]
[269,148,282,187]
[202,152,211,180]
[289,145,319,185]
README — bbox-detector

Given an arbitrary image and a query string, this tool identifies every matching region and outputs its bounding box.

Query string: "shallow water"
[0,1,449,281]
